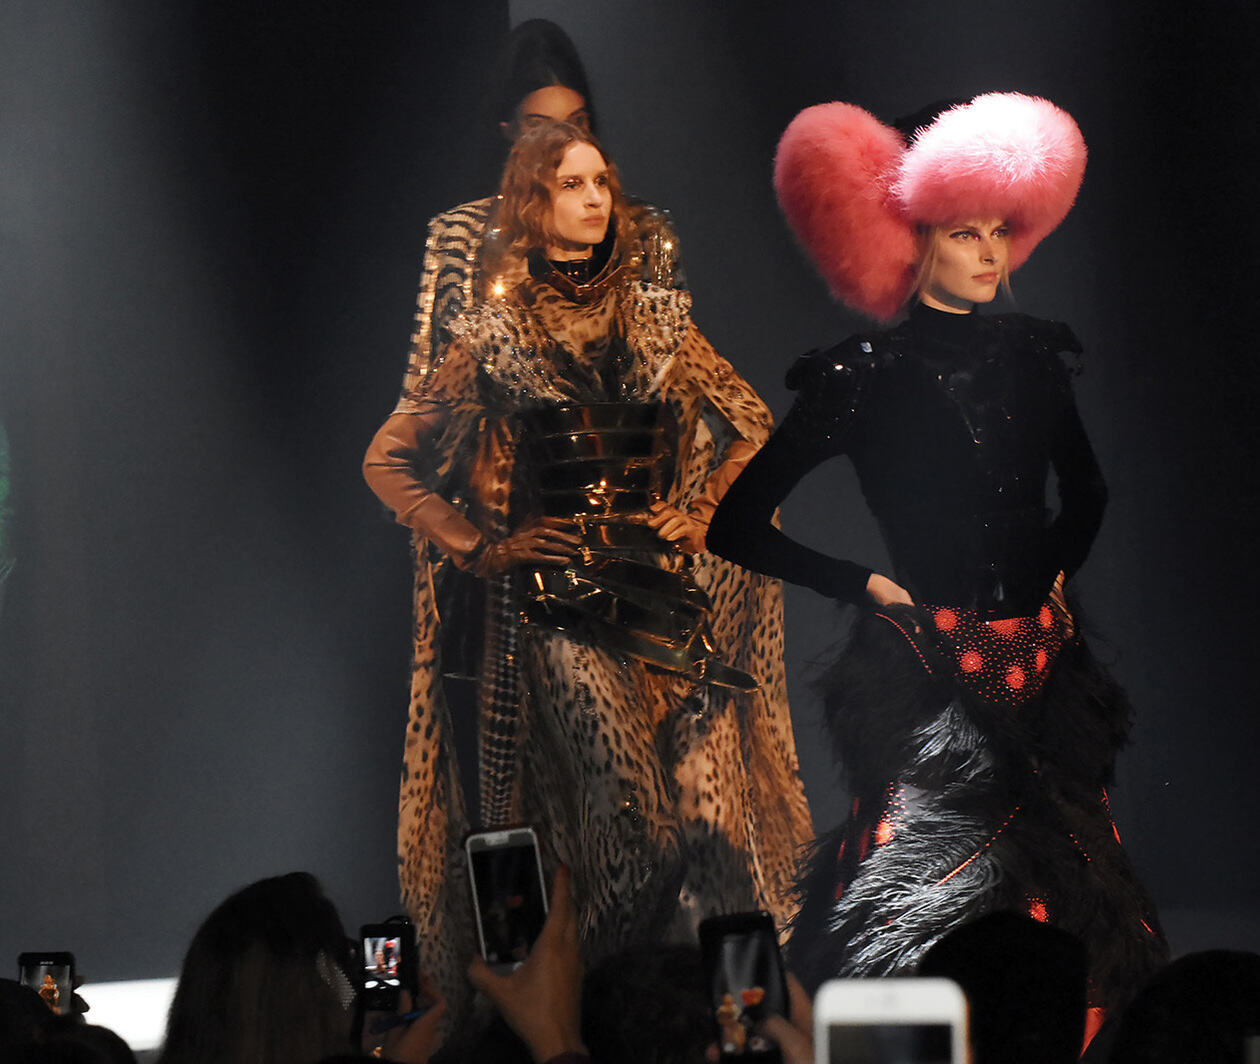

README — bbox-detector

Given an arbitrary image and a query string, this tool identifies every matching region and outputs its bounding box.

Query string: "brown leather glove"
[469,517,581,575]
[364,412,579,572]
[648,439,758,554]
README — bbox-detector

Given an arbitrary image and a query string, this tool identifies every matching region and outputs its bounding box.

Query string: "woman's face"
[919,217,1010,313]
[505,84,590,140]
[547,141,611,254]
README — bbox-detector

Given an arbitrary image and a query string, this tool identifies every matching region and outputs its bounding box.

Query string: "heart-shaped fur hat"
[774,93,1086,320]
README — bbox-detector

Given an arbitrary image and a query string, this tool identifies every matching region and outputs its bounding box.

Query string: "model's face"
[919,217,1010,313]
[547,141,611,255]
[505,84,590,140]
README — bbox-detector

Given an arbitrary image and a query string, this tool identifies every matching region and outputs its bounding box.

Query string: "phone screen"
[468,836,547,967]
[362,933,403,995]
[826,1023,954,1064]
[706,920,786,1059]
[18,956,74,1017]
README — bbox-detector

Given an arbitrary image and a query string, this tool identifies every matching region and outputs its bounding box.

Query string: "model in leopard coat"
[366,196,811,1023]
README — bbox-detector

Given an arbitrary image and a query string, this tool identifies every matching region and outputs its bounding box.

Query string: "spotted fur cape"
[386,198,812,1015]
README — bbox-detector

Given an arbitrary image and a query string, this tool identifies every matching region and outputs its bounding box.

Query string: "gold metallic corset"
[514,403,754,690]
[516,403,677,546]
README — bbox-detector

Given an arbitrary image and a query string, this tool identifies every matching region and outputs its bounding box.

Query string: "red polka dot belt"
[879,600,1069,704]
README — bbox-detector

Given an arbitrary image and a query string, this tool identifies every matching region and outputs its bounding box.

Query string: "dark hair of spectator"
[1109,949,1260,1064]
[918,911,1088,1064]
[157,872,353,1064]
[1,979,56,1055]
[16,1020,139,1064]
[581,944,713,1064]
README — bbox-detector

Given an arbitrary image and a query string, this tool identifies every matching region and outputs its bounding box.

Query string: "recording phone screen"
[19,958,73,1017]
[469,839,546,966]
[361,934,402,992]
[826,1023,954,1064]
[709,923,786,1057]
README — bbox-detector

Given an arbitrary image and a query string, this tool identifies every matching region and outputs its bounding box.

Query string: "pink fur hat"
[774,93,1086,321]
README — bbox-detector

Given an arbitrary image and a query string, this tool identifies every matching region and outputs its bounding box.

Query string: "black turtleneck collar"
[906,300,986,364]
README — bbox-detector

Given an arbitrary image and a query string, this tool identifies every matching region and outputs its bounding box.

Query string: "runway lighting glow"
[76,978,176,1052]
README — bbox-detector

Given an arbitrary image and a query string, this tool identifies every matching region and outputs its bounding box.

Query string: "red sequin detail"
[919,598,1067,705]
[1112,822,1122,845]
[1028,897,1048,922]
[875,817,895,845]
[1141,919,1155,936]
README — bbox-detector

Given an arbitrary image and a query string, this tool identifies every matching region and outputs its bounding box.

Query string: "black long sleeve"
[707,407,873,603]
[709,305,1107,616]
[707,342,874,604]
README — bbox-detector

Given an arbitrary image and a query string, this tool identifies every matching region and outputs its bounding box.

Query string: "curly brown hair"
[492,121,630,262]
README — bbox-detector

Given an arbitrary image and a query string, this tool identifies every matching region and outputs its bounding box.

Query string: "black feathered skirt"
[787,603,1169,1011]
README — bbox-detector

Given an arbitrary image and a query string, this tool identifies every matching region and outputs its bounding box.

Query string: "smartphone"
[465,827,548,974]
[699,911,788,1063]
[813,978,969,1064]
[18,951,75,1018]
[359,919,417,1013]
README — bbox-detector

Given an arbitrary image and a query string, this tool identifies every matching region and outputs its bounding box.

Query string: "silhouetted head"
[1109,950,1260,1064]
[158,872,355,1064]
[919,911,1088,1064]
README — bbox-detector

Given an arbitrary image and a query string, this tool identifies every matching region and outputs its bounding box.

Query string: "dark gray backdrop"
[2,0,1257,982]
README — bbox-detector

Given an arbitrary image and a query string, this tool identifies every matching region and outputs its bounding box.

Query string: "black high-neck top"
[707,304,1106,617]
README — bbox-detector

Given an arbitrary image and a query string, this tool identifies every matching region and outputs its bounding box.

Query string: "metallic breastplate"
[517,402,676,525]
[513,402,754,690]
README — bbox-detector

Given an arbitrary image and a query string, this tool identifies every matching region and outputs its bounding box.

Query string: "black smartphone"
[465,826,548,974]
[18,951,76,1018]
[359,919,417,1013]
[699,912,787,1063]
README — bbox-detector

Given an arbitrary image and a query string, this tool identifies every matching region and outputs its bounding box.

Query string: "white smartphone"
[813,978,969,1064]
[465,826,548,974]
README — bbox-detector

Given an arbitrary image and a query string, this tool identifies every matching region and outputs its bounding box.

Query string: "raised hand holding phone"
[465,827,549,974]
[467,864,585,1063]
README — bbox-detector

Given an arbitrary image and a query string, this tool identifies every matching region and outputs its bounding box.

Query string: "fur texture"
[774,103,917,322]
[895,93,1087,272]
[774,94,1086,321]
[788,608,1168,1010]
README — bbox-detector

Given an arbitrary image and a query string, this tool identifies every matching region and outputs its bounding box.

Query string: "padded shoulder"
[780,335,881,436]
[785,334,881,395]
[991,313,1082,357]
[624,197,685,289]
[426,196,495,235]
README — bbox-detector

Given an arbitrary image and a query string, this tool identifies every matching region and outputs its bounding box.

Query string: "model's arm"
[644,326,770,554]
[706,347,876,605]
[363,343,579,574]
[1040,332,1107,583]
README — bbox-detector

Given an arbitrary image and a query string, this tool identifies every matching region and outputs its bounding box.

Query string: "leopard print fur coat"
[386,201,812,1025]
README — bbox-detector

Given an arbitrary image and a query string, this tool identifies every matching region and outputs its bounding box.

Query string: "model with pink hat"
[708,93,1168,1016]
